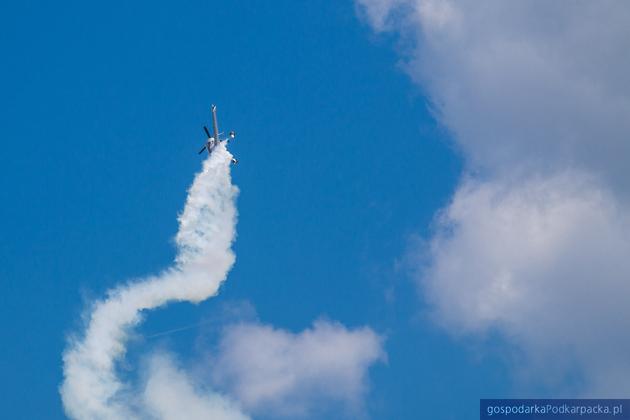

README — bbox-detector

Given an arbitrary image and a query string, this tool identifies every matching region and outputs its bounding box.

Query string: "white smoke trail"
[60,144,248,420]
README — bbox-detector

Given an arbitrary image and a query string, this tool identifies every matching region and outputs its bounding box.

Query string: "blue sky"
[4,1,629,419]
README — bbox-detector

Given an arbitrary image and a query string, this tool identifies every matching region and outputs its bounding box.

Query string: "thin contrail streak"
[144,319,216,340]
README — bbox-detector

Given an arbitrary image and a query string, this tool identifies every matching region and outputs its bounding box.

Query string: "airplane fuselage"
[211,104,220,142]
[198,104,238,164]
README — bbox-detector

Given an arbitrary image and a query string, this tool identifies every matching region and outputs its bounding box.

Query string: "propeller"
[203,126,211,138]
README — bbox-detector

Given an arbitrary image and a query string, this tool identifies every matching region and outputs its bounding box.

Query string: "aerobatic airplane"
[198,104,237,164]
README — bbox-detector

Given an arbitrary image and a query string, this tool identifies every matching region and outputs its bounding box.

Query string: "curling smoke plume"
[60,144,248,419]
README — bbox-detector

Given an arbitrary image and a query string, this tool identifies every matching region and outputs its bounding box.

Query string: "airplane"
[198,104,238,164]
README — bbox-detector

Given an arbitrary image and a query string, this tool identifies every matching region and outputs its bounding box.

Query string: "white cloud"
[143,354,249,420]
[210,320,385,417]
[358,0,630,393]
[356,0,405,32]
[422,172,630,393]
[359,0,630,188]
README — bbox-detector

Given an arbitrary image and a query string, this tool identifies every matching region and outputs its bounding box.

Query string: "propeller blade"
[203,126,211,138]
[198,145,207,154]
